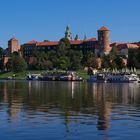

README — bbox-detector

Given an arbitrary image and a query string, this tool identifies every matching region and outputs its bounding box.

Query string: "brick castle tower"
[8,37,20,54]
[98,26,110,56]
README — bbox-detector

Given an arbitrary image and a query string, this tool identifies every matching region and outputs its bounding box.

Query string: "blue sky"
[0,0,140,48]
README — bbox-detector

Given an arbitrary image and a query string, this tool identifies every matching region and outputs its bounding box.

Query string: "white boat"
[106,73,139,83]
[27,74,40,81]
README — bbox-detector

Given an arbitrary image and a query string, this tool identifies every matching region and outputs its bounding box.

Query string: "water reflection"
[0,81,140,139]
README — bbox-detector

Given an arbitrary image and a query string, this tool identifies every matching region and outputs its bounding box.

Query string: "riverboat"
[87,73,107,83]
[27,71,83,82]
[106,73,139,83]
[27,74,40,81]
[87,72,139,83]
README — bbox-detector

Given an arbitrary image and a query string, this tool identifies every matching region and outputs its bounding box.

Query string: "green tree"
[59,38,71,49]
[35,52,47,70]
[128,48,140,68]
[102,55,111,68]
[47,50,59,68]
[82,51,96,68]
[136,47,140,63]
[109,47,119,60]
[58,56,70,70]
[114,56,125,69]
[0,47,3,58]
[6,53,27,72]
[44,40,50,42]
[67,49,83,70]
[6,59,12,71]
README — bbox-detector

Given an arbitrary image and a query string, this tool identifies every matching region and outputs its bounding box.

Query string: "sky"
[0,0,140,48]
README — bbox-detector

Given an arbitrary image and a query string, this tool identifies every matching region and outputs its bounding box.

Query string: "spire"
[74,34,80,40]
[84,34,87,40]
[65,25,72,40]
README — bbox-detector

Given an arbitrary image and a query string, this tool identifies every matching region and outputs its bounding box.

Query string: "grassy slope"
[0,71,43,79]
[77,70,89,80]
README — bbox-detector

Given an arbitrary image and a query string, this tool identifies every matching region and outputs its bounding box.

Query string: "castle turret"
[74,34,80,40]
[65,25,72,40]
[8,37,20,54]
[98,26,110,56]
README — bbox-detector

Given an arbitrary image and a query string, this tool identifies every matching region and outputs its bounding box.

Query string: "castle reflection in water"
[0,81,140,132]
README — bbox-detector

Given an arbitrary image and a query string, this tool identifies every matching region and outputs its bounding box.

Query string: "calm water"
[0,81,140,140]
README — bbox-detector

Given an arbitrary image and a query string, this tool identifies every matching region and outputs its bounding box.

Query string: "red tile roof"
[98,26,109,31]
[25,40,38,45]
[37,41,59,46]
[110,42,139,50]
[117,44,128,50]
[133,42,140,47]
[84,38,96,42]
[24,38,96,47]
[70,40,83,45]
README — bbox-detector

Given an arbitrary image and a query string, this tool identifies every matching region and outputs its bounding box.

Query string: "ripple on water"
[0,82,140,140]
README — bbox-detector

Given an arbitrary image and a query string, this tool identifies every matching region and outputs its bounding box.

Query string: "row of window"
[23,45,95,55]
[23,46,57,51]
[24,45,95,51]
[72,46,95,49]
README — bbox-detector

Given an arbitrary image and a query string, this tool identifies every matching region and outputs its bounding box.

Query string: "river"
[0,80,140,140]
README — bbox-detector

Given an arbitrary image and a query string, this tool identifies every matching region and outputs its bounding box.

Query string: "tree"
[67,49,83,70]
[82,51,96,68]
[35,52,47,70]
[114,56,125,69]
[44,40,50,42]
[128,48,140,68]
[59,38,71,49]
[109,47,119,60]
[136,47,140,63]
[47,50,59,68]
[6,59,12,71]
[6,53,27,72]
[102,55,111,68]
[58,56,70,70]
[0,47,3,58]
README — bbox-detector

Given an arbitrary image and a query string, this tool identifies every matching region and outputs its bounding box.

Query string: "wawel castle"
[2,26,140,67]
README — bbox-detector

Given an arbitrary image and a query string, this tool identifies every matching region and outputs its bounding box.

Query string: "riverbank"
[1,69,139,80]
[0,70,89,80]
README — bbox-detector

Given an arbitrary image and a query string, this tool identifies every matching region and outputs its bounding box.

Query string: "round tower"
[98,26,110,55]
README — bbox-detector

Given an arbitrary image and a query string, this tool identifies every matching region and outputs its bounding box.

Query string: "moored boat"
[28,71,83,82]
[87,72,139,83]
[27,74,40,81]
[87,73,107,83]
[106,73,139,83]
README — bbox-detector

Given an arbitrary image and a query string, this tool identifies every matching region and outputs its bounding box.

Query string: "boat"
[87,73,107,83]
[106,73,139,83]
[39,75,60,81]
[87,72,139,83]
[38,71,83,82]
[27,74,40,81]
